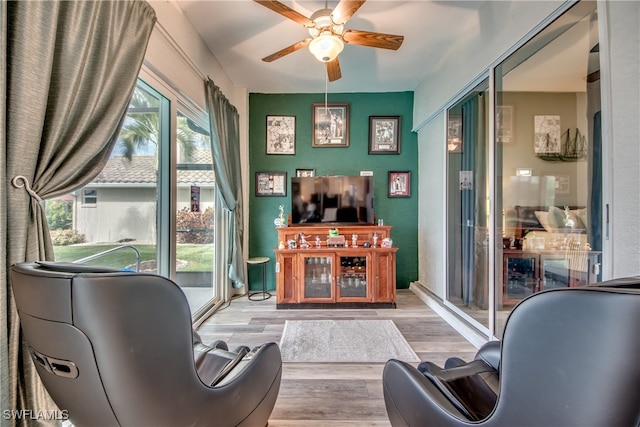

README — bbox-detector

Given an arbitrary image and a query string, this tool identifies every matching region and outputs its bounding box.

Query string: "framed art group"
[259,103,411,199]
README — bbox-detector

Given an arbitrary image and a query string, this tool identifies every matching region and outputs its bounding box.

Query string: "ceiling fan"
[254,0,404,82]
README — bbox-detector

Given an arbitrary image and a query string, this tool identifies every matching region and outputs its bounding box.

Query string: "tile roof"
[92,150,215,185]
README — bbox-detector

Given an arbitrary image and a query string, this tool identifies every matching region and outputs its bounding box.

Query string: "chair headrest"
[35,261,126,274]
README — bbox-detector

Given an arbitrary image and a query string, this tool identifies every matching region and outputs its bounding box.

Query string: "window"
[82,189,97,205]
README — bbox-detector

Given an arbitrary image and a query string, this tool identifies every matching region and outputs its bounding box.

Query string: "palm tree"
[118,87,204,161]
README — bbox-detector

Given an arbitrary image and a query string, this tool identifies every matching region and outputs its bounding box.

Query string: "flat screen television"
[291,176,374,225]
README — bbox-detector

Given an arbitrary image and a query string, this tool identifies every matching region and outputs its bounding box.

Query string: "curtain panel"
[1,1,156,424]
[204,79,246,287]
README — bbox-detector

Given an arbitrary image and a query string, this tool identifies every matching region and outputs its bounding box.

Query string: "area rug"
[279,319,420,363]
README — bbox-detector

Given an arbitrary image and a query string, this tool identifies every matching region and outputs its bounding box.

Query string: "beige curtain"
[1,1,156,425]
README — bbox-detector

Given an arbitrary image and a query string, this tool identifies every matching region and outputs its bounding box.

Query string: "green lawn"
[53,244,213,271]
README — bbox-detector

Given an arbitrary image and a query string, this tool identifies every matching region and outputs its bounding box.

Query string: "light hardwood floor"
[197,289,478,426]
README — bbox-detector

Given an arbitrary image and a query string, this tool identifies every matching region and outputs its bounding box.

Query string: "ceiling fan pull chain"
[325,70,328,110]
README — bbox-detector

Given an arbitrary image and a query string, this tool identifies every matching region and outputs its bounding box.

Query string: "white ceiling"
[175,0,589,94]
[175,0,487,93]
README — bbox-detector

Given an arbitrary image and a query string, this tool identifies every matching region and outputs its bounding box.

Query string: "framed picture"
[255,171,287,197]
[266,115,295,154]
[312,103,349,147]
[555,174,570,195]
[369,116,401,154]
[534,115,561,154]
[496,106,514,144]
[447,115,462,152]
[388,171,410,198]
[459,170,473,191]
[296,169,315,177]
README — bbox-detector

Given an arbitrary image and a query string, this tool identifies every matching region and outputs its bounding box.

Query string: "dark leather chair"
[10,262,282,427]
[383,281,640,427]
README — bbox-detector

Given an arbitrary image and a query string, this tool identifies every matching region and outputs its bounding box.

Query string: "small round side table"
[247,257,271,301]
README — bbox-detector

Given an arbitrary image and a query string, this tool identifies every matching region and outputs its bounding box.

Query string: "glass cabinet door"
[337,256,369,300]
[504,254,537,304]
[301,254,334,301]
[541,256,570,290]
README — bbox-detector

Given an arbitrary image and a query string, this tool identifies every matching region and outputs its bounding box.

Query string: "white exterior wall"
[75,188,157,243]
[413,0,640,298]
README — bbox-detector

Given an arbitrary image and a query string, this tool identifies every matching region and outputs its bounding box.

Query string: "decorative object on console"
[274,204,287,227]
[266,115,295,155]
[299,233,310,249]
[327,235,346,248]
[369,116,401,154]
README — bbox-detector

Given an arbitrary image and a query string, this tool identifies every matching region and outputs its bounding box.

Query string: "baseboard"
[409,282,487,349]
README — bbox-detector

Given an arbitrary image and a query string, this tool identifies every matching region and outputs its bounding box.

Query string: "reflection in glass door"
[446,78,490,331]
[495,1,602,336]
[444,0,604,341]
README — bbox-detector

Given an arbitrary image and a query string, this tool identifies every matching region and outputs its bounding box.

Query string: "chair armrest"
[475,340,501,371]
[383,359,470,427]
[419,359,498,421]
[194,346,249,386]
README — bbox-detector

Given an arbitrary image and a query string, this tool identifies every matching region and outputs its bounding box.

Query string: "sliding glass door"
[446,0,603,339]
[494,0,601,336]
[47,78,220,318]
[446,79,491,332]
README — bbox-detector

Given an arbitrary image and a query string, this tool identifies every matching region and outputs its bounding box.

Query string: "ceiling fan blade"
[253,0,313,27]
[331,0,366,25]
[262,38,312,62]
[327,58,342,82]
[343,29,404,50]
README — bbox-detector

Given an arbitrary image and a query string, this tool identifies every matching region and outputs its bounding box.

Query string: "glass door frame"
[443,72,494,340]
[138,67,222,321]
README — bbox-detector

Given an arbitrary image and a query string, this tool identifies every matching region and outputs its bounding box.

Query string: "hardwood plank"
[196,289,479,424]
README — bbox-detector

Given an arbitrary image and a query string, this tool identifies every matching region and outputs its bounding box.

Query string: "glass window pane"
[49,83,161,273]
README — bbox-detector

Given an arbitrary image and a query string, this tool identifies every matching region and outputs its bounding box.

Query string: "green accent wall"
[248,92,418,291]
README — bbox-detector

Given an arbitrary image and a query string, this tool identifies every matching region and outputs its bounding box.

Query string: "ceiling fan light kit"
[255,0,403,81]
[309,33,344,62]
